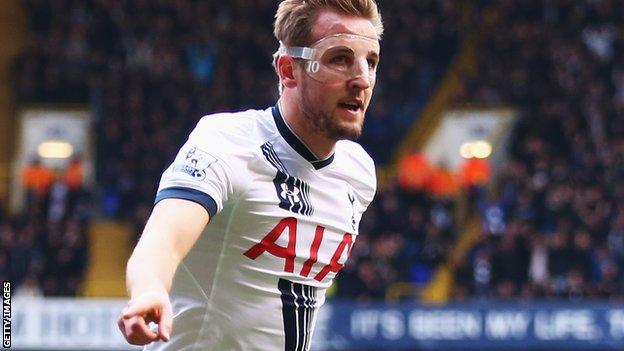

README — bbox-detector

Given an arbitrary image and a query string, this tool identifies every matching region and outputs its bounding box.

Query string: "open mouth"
[338,102,361,112]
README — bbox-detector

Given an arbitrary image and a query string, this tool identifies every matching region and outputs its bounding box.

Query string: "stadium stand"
[452,0,624,300]
[8,2,624,349]
[10,0,463,298]
[2,161,91,297]
[15,0,624,304]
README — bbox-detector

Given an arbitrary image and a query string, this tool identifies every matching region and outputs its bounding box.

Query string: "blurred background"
[2,0,624,350]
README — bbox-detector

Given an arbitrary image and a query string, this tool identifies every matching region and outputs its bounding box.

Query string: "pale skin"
[280,9,379,158]
[118,8,379,345]
[118,199,208,344]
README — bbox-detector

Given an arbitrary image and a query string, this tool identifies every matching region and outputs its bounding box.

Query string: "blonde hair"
[273,0,383,93]
[274,0,384,47]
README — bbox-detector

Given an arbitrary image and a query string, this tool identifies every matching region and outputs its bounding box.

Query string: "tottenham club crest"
[348,189,357,230]
[173,147,217,181]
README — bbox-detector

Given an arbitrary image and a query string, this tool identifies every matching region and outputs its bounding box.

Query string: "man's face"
[296,9,379,141]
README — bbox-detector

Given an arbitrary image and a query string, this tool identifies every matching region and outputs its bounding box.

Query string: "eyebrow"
[326,46,353,54]
[326,47,379,56]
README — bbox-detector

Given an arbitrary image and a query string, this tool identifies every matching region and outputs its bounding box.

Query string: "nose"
[348,74,372,90]
[347,59,374,90]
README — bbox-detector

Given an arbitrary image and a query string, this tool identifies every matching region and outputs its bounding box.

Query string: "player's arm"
[118,198,209,345]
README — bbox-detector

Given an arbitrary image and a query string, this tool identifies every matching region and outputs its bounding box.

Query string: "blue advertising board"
[312,300,624,350]
[10,298,624,350]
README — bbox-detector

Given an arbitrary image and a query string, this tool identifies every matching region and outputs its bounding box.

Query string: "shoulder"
[192,108,269,142]
[334,140,376,197]
[335,140,376,176]
[180,109,272,170]
[187,108,275,155]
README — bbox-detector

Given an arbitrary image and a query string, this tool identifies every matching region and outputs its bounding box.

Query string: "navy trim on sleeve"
[155,187,218,218]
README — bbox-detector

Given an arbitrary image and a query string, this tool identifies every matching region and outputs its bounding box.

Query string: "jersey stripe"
[302,285,312,351]
[297,283,307,350]
[301,182,313,216]
[278,278,317,351]
[279,279,297,350]
[262,142,288,173]
[262,142,315,217]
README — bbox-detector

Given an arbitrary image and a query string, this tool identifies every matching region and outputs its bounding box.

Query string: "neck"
[279,94,336,160]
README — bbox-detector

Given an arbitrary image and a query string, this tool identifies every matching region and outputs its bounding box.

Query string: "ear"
[277,55,298,89]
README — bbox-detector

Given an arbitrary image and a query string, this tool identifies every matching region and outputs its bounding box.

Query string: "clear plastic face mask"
[277,34,380,84]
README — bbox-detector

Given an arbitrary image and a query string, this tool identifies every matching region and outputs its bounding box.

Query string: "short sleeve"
[155,116,245,217]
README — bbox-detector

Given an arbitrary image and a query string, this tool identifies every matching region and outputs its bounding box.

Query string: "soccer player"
[117,0,383,349]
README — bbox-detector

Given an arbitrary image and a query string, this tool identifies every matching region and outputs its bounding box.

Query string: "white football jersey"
[146,104,376,351]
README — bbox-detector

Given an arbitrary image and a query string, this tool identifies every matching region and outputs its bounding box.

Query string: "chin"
[328,124,363,141]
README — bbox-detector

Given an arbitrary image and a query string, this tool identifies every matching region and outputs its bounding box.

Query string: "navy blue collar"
[271,104,334,170]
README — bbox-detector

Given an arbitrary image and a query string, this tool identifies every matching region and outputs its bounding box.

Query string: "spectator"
[21,158,55,209]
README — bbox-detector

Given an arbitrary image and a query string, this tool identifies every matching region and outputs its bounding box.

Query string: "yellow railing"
[81,221,134,297]
[0,163,9,207]
[0,0,26,202]
[386,282,423,303]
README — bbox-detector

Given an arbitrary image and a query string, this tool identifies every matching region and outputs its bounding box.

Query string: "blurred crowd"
[1,158,90,296]
[337,153,490,301]
[14,0,623,303]
[337,182,459,301]
[453,0,624,301]
[13,0,461,222]
[11,0,462,297]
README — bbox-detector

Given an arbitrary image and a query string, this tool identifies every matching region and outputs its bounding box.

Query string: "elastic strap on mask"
[275,42,316,60]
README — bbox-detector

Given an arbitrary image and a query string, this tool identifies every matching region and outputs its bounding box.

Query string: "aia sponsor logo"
[244,217,353,281]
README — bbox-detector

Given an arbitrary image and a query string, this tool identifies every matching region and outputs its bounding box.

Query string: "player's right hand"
[118,291,173,345]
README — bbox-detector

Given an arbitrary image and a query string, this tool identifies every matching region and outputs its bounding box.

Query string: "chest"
[224,142,365,282]
[242,141,363,234]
